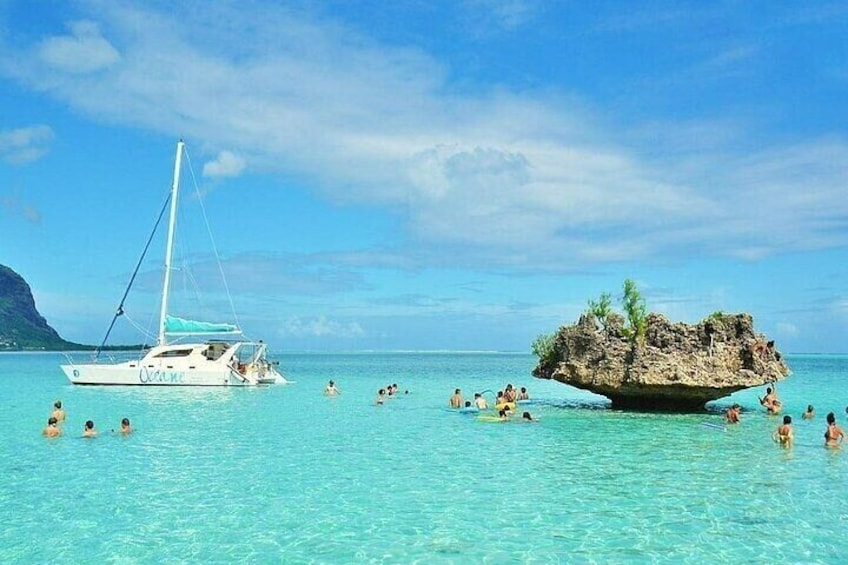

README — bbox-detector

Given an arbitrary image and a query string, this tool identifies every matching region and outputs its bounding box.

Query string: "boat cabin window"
[154,349,193,358]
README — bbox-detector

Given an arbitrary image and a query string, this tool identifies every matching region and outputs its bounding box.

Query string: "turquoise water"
[1,352,847,563]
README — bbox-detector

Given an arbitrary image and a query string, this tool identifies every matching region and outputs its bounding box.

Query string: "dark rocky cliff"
[533,312,790,411]
[0,264,77,350]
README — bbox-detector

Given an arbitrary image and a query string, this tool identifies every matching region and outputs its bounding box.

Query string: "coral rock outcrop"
[533,312,789,411]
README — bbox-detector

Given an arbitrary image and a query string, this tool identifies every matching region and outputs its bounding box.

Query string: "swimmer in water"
[82,420,97,438]
[824,412,845,448]
[773,415,793,447]
[725,404,741,424]
[802,405,814,420]
[42,416,61,438]
[449,388,463,409]
[119,418,132,435]
[759,384,782,415]
[522,411,537,422]
[324,380,341,396]
[375,389,386,406]
[474,393,488,410]
[517,387,529,401]
[51,400,66,424]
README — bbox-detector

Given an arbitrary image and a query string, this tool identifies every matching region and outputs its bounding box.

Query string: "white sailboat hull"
[61,342,288,386]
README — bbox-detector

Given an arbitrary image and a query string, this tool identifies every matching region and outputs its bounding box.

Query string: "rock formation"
[532,312,790,411]
[0,264,77,350]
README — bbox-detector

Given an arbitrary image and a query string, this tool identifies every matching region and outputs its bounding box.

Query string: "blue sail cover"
[164,315,240,335]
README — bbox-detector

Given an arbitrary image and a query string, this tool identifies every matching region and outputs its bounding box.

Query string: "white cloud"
[203,150,246,178]
[0,125,54,164]
[1,3,846,270]
[461,0,539,33]
[38,21,120,74]
[279,316,364,339]
[776,322,800,337]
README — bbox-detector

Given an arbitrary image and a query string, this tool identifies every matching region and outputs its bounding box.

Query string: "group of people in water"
[321,379,534,421]
[723,383,846,449]
[323,380,409,405]
[449,383,535,422]
[41,400,132,438]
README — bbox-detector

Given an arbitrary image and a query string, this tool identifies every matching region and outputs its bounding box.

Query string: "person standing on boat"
[324,380,341,396]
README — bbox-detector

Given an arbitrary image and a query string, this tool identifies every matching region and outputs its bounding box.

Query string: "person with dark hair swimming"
[449,389,463,409]
[42,416,61,438]
[825,412,845,448]
[802,405,815,420]
[120,418,132,435]
[83,420,97,438]
[773,415,793,447]
[725,404,741,424]
[51,400,66,424]
[759,384,782,415]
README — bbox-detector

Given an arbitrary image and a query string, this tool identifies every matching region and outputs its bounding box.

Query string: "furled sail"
[164,315,241,335]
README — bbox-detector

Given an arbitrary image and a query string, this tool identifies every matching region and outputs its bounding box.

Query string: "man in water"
[725,404,741,424]
[324,380,341,396]
[82,420,97,438]
[759,384,782,414]
[42,416,61,438]
[449,388,463,408]
[773,415,793,447]
[119,418,133,435]
[374,389,386,405]
[474,393,488,410]
[517,387,529,401]
[51,400,65,423]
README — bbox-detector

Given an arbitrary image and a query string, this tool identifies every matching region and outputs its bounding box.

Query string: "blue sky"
[1,1,847,353]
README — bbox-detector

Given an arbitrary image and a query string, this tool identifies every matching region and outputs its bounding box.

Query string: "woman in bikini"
[824,412,845,448]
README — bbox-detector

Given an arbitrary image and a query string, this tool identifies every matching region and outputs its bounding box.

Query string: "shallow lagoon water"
[1,352,846,563]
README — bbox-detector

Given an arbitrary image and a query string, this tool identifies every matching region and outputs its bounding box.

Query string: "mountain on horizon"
[0,264,81,350]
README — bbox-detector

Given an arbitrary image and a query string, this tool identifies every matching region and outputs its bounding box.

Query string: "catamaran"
[61,141,288,386]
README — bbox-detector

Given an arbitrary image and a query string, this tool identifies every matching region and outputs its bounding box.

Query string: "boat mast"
[158,140,184,346]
